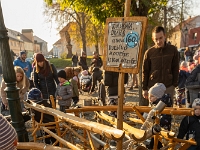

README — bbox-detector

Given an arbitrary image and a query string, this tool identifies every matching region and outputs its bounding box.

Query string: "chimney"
[21,29,34,43]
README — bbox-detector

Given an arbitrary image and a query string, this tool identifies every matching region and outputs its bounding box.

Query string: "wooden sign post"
[103,0,147,149]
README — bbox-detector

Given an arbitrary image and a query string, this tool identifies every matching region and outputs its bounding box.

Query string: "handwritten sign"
[104,17,147,73]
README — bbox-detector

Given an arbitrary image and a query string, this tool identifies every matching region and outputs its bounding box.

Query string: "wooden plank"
[66,106,194,116]
[24,101,125,141]
[17,142,70,150]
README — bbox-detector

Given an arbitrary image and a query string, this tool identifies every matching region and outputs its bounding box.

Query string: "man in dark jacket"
[78,51,88,70]
[142,26,179,104]
[71,53,78,67]
[91,51,103,68]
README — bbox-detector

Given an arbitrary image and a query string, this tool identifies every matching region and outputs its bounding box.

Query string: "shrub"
[60,52,67,59]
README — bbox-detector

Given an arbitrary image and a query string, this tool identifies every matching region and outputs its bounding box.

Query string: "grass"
[49,56,93,69]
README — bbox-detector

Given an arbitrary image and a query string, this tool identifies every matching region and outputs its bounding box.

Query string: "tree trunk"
[94,25,99,53]
[80,13,87,54]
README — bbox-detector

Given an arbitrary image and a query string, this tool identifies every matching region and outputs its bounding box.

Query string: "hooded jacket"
[142,43,179,90]
[55,81,73,106]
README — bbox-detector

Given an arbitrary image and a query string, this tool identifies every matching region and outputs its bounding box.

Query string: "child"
[1,66,30,112]
[27,88,58,145]
[64,67,79,106]
[73,66,81,90]
[55,70,73,113]
[144,83,172,149]
[80,70,91,92]
[177,98,200,149]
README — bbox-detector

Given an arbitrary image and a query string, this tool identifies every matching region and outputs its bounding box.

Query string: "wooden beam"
[24,101,125,141]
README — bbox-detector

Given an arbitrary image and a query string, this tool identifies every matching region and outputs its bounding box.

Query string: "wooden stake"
[117,0,131,149]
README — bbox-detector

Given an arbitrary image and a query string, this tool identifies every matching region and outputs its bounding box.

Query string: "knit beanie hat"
[35,53,45,62]
[148,83,166,98]
[82,70,88,76]
[192,98,200,108]
[20,51,26,56]
[58,70,67,79]
[28,88,43,103]
[0,114,17,150]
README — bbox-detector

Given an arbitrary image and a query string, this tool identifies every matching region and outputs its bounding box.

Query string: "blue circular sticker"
[124,31,139,48]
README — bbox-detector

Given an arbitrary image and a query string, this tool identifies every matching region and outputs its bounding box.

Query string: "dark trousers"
[72,96,79,105]
[59,106,69,113]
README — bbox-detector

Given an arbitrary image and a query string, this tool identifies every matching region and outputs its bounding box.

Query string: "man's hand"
[56,96,62,100]
[142,90,148,99]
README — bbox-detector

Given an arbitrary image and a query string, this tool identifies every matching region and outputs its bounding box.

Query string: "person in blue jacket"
[13,51,32,78]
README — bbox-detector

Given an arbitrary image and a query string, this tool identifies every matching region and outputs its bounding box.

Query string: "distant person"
[55,70,73,113]
[78,51,88,70]
[91,51,103,68]
[185,53,200,107]
[13,51,32,78]
[89,65,103,94]
[129,73,138,90]
[184,47,192,62]
[177,98,200,149]
[104,71,128,117]
[33,53,59,107]
[71,52,78,67]
[64,67,79,106]
[142,26,179,105]
[0,114,18,150]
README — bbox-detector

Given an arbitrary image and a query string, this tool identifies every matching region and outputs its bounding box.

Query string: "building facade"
[168,15,200,49]
[7,28,48,58]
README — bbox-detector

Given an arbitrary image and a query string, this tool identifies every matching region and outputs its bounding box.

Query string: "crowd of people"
[0,25,200,149]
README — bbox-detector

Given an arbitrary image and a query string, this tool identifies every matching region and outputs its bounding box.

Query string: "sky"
[1,0,60,51]
[0,0,200,52]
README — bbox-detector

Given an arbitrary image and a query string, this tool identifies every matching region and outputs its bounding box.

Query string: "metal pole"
[0,2,28,141]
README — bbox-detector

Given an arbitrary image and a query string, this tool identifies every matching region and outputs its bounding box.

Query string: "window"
[193,33,197,40]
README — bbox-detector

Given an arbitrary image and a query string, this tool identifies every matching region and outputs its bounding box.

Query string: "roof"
[53,39,61,45]
[22,29,33,33]
[59,22,76,33]
[20,34,32,43]
[173,15,200,32]
[34,36,47,43]
[7,28,21,41]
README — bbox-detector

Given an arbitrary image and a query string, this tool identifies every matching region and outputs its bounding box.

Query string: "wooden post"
[117,0,131,149]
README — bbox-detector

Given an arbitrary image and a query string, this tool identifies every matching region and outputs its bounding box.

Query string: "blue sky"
[0,0,199,51]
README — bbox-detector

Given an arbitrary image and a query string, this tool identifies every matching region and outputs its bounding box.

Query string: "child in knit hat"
[27,88,58,145]
[176,98,200,149]
[0,114,18,150]
[55,70,73,112]
[147,83,173,149]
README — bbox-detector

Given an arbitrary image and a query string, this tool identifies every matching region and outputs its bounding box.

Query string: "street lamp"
[16,33,21,51]
[183,27,188,47]
[0,2,28,141]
